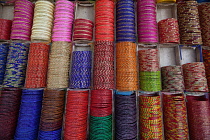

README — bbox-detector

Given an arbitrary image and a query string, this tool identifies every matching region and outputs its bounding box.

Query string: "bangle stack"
[10,0,34,41]
[73,19,94,41]
[31,1,54,42]
[0,19,12,40]
[52,0,75,42]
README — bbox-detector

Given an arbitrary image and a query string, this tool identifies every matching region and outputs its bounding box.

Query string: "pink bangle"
[55,12,74,17]
[10,36,30,41]
[56,0,74,4]
[54,18,73,22]
[53,28,72,32]
[13,18,32,24]
[139,39,158,43]
[138,24,157,28]
[138,29,158,32]
[12,25,32,30]
[137,1,156,5]
[56,4,74,9]
[12,24,31,28]
[54,15,74,22]
[54,21,73,25]
[14,5,33,12]
[53,29,72,33]
[52,37,71,42]
[55,8,74,12]
[52,36,71,39]
[138,13,156,18]
[56,1,74,7]
[53,0,74,41]
[14,12,33,18]
[15,0,34,6]
[52,32,71,36]
[13,14,33,19]
[55,6,74,10]
[11,31,30,36]
[53,25,73,29]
